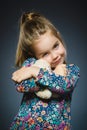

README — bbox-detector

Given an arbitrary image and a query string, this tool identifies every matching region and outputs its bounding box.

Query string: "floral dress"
[10,58,80,130]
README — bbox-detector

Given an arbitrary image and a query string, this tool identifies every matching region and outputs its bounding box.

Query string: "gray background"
[0,0,87,130]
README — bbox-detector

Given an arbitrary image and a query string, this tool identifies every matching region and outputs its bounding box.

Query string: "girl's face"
[32,31,66,69]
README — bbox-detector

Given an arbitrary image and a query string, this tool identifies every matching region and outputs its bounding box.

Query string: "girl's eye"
[43,52,49,57]
[54,43,59,49]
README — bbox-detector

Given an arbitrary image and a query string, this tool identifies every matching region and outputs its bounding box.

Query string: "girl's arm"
[36,64,80,93]
[13,58,40,93]
[12,58,80,94]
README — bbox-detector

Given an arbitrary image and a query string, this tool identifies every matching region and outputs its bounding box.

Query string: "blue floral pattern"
[10,58,80,130]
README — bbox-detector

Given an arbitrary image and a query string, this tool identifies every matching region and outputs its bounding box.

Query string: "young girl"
[10,11,80,130]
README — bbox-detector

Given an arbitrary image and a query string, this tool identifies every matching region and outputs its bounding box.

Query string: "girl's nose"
[51,52,58,60]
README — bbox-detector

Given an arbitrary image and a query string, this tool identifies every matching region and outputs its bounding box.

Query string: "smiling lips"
[52,58,61,66]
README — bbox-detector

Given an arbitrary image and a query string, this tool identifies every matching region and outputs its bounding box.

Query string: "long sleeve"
[15,58,39,93]
[15,58,80,94]
[36,64,80,93]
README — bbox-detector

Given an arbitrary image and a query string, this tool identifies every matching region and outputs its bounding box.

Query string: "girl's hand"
[53,64,67,76]
[12,66,40,83]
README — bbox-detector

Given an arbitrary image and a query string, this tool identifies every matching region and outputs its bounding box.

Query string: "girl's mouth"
[52,59,61,66]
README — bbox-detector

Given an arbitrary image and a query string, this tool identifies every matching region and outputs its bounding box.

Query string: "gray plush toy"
[33,59,52,99]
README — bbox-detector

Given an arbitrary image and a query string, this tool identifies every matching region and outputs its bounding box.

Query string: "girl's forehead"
[32,32,63,54]
[34,31,58,44]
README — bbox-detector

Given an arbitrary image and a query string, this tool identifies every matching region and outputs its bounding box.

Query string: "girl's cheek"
[64,49,67,57]
[60,47,66,55]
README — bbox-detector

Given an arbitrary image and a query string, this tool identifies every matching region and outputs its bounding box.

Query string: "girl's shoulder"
[66,64,79,69]
[66,64,80,75]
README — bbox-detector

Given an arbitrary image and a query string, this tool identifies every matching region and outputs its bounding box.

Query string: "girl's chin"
[51,61,64,69]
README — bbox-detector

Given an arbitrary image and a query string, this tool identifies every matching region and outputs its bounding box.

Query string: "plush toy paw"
[35,89,52,99]
[33,59,51,69]
[33,59,52,99]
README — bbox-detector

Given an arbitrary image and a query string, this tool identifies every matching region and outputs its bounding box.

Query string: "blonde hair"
[15,11,66,67]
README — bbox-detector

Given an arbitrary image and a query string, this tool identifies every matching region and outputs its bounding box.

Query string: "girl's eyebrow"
[52,40,60,48]
[53,40,59,46]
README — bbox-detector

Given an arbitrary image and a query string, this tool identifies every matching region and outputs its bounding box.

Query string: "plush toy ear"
[33,59,51,70]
